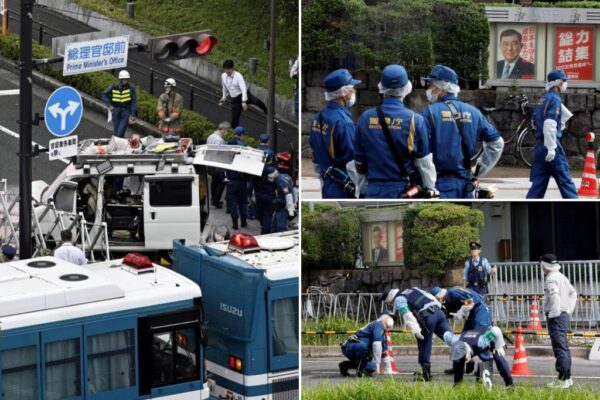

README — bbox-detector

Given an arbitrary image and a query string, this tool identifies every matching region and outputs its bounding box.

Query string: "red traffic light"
[150,30,217,61]
[195,34,217,56]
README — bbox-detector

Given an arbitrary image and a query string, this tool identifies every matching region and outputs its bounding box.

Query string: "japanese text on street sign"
[49,136,78,161]
[555,27,594,80]
[63,35,129,76]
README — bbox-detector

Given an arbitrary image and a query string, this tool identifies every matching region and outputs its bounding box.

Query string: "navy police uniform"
[226,128,248,229]
[272,172,295,232]
[444,287,492,331]
[340,320,388,375]
[254,167,277,234]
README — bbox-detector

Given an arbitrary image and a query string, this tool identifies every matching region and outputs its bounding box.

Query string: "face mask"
[346,92,356,108]
[385,318,394,330]
[267,171,279,182]
[426,88,438,103]
[560,81,568,93]
[165,86,172,94]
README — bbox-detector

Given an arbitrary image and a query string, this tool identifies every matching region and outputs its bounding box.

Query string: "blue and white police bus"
[173,231,299,400]
[0,255,209,400]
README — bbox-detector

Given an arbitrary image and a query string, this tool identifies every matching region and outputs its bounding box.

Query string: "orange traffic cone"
[511,326,534,376]
[382,330,400,374]
[527,296,542,331]
[578,132,599,198]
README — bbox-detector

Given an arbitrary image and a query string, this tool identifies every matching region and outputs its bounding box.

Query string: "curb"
[0,54,163,138]
[302,345,591,359]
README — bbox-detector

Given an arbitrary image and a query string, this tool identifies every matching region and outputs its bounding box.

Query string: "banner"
[394,223,404,262]
[555,26,594,80]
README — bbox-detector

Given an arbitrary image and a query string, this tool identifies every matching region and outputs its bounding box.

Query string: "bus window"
[87,330,135,394]
[272,297,299,357]
[1,346,38,399]
[45,339,81,400]
[151,327,198,386]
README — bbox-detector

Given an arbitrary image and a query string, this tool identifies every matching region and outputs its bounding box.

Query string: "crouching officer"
[526,70,578,199]
[380,287,451,381]
[309,69,360,199]
[339,312,395,377]
[354,65,437,198]
[431,286,492,374]
[443,326,513,388]
[421,65,504,198]
[464,242,495,296]
[269,167,295,232]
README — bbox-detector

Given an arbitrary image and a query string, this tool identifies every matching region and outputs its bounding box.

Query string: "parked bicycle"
[473,94,537,167]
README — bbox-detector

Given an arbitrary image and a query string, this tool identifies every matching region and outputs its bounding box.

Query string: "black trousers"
[209,168,225,206]
[230,91,268,128]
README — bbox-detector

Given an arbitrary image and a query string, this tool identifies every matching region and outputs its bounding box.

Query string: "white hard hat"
[118,70,130,80]
[165,78,176,87]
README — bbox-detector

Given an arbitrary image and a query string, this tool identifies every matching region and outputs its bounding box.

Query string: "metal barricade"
[302,292,335,323]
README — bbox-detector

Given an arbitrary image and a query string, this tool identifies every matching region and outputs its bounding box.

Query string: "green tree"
[404,203,484,277]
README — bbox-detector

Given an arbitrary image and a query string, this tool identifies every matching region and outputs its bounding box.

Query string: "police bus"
[0,255,209,400]
[173,231,299,400]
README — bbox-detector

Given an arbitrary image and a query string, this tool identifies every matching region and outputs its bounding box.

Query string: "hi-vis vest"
[110,86,132,106]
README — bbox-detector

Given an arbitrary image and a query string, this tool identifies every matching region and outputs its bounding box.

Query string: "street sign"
[44,86,83,137]
[49,136,78,161]
[62,35,129,76]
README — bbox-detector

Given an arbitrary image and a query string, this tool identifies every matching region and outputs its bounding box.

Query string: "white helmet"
[118,70,130,80]
[165,78,176,87]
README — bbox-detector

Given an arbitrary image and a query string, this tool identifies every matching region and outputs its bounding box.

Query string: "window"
[54,183,77,212]
[1,346,38,400]
[87,330,135,394]
[45,339,81,400]
[149,180,192,207]
[152,327,198,387]
[272,297,299,357]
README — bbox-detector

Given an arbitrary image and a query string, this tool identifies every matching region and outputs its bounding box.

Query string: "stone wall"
[302,70,600,168]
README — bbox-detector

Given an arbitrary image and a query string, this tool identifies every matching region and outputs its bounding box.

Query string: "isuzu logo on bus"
[220,302,243,317]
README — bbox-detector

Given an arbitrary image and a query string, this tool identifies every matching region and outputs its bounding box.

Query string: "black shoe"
[465,361,475,374]
[339,361,351,377]
[356,369,373,378]
[241,220,247,228]
[422,367,432,381]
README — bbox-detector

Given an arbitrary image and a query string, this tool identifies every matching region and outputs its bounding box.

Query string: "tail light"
[228,233,260,253]
[228,355,243,372]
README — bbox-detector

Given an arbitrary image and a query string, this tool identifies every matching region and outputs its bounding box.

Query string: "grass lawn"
[73,0,298,98]
[303,379,600,400]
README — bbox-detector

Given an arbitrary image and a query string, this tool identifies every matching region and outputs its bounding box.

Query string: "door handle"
[150,212,156,220]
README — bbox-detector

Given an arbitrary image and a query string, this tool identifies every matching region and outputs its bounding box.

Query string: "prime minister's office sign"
[485,7,600,89]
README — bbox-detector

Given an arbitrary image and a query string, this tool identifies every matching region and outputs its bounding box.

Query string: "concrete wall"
[303,69,600,167]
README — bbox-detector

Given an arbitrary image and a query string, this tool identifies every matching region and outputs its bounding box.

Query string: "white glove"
[449,311,464,321]
[403,312,424,340]
[242,102,248,111]
[372,341,382,372]
[218,99,225,106]
[163,117,172,123]
[545,149,556,162]
[495,347,506,358]
[543,119,558,163]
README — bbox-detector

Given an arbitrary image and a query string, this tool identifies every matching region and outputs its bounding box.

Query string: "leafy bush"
[403,203,484,277]
[0,33,225,144]
[302,207,361,270]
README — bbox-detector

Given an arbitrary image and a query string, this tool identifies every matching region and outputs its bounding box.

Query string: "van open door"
[192,145,266,177]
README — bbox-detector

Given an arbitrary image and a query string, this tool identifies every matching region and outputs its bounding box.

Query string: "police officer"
[431,286,492,374]
[0,244,16,262]
[541,254,578,389]
[225,127,248,230]
[254,166,277,234]
[380,287,451,381]
[102,70,137,138]
[269,167,295,232]
[464,242,495,296]
[157,78,184,135]
[354,65,437,198]
[207,122,230,208]
[443,326,513,387]
[526,70,578,199]
[257,133,275,165]
[309,69,360,199]
[229,126,247,147]
[421,65,504,198]
[339,312,395,377]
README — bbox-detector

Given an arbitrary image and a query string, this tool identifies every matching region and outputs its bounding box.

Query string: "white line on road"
[0,124,69,164]
[0,89,20,96]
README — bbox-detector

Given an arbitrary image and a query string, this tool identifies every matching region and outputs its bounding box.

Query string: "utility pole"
[266,0,277,151]
[19,0,34,258]
[2,0,8,35]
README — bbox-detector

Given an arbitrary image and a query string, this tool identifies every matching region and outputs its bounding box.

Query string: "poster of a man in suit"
[497,27,536,79]
[371,225,388,263]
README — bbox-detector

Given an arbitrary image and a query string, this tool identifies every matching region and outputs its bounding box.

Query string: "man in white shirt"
[207,121,230,145]
[206,121,230,207]
[54,230,87,266]
[219,59,267,128]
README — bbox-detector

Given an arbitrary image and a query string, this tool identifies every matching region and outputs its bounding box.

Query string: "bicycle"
[474,94,537,167]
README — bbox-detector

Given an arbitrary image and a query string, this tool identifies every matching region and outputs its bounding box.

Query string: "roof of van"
[0,256,200,331]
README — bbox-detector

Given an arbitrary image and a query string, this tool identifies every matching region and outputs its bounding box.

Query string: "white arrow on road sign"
[47,100,80,131]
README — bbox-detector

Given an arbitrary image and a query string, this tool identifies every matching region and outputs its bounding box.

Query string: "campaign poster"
[555,26,594,80]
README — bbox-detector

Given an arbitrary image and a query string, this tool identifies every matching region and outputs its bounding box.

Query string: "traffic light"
[150,30,217,61]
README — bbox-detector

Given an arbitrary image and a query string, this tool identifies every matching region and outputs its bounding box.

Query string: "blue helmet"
[429,286,441,297]
[380,64,408,89]
[547,69,569,82]
[422,64,459,85]
[2,244,16,257]
[324,69,361,92]
[259,133,269,143]
[234,126,246,136]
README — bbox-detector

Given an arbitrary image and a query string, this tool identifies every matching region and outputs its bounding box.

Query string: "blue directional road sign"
[44,86,83,137]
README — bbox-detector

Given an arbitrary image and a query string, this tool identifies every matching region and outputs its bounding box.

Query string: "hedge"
[0,33,259,146]
[403,203,484,277]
